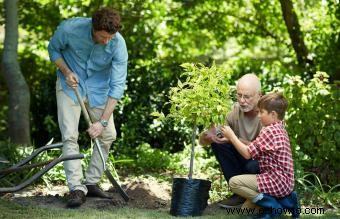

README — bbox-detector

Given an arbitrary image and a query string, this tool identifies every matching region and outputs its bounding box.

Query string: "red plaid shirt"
[248,121,294,197]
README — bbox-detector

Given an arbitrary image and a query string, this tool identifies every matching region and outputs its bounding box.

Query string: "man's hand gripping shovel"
[72,87,129,202]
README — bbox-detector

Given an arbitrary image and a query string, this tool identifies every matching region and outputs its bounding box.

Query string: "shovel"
[72,87,129,202]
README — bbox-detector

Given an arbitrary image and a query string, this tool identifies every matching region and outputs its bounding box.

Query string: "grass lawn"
[0,198,339,219]
[0,173,338,218]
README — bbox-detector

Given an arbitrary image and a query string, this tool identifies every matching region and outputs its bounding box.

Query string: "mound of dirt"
[1,176,172,210]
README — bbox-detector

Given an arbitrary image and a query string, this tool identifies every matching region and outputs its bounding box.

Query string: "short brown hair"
[257,92,288,120]
[92,7,121,34]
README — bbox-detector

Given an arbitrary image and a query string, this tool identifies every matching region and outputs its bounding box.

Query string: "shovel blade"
[104,169,129,202]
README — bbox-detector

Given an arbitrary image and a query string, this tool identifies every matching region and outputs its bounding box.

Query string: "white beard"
[239,105,254,112]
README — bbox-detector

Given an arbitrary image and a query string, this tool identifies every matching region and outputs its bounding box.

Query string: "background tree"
[279,0,313,73]
[1,0,31,145]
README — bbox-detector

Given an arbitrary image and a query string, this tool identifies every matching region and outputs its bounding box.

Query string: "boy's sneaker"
[277,191,300,218]
[67,190,86,208]
[217,194,245,209]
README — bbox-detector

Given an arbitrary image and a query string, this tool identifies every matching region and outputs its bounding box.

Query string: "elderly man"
[199,73,262,208]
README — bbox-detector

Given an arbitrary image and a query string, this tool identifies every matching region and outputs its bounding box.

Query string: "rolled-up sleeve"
[248,141,259,159]
[108,39,128,100]
[48,22,68,62]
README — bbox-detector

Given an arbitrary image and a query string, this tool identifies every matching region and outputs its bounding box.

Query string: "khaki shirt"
[226,103,262,141]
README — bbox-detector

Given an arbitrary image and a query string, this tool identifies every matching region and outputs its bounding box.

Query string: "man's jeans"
[211,143,259,183]
[56,81,116,193]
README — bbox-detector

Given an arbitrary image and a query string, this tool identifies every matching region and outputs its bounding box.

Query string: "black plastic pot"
[170,177,211,217]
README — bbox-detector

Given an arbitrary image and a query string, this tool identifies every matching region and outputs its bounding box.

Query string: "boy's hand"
[221,125,235,140]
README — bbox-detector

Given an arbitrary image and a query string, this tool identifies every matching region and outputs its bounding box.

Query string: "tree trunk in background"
[335,4,340,80]
[279,0,314,74]
[1,0,31,145]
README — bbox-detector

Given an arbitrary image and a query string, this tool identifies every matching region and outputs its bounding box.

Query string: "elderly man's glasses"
[236,93,255,102]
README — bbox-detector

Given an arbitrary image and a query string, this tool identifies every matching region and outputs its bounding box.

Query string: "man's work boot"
[67,190,86,208]
[217,193,245,209]
[86,184,113,199]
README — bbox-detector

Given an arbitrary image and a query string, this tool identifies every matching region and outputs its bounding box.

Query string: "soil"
[1,175,173,210]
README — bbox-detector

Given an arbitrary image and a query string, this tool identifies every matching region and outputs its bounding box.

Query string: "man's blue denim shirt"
[48,17,128,108]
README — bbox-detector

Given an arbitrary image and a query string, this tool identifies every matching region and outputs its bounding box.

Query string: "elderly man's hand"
[200,125,229,145]
[211,134,229,144]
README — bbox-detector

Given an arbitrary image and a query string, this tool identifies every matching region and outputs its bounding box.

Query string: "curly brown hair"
[92,7,122,34]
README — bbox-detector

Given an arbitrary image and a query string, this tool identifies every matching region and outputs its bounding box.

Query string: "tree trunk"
[279,0,314,73]
[1,0,31,145]
[188,122,197,180]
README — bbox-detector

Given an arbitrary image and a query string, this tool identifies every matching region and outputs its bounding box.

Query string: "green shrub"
[131,143,172,172]
[283,72,340,185]
[297,172,340,209]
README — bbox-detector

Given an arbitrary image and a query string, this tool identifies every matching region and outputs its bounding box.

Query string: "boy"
[221,92,299,218]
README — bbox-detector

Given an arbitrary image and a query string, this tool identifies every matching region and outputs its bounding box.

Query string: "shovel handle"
[72,87,106,170]
[72,86,129,201]
[72,87,93,126]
